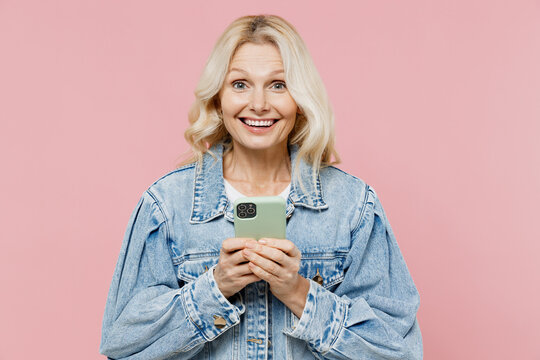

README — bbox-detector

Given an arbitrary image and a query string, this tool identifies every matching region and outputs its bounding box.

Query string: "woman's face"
[218,42,298,153]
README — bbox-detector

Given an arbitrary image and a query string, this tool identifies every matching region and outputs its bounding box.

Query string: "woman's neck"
[223,142,291,196]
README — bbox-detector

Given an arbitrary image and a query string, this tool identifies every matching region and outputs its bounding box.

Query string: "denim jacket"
[100,143,423,359]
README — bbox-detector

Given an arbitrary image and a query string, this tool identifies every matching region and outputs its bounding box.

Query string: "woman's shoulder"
[322,165,367,183]
[320,165,385,213]
[317,165,374,220]
[143,162,198,203]
[320,165,371,198]
[321,165,390,220]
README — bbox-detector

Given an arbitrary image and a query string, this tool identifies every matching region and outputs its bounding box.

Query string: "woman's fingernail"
[258,239,267,244]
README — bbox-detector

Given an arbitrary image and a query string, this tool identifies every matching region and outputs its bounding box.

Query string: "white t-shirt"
[223,179,290,203]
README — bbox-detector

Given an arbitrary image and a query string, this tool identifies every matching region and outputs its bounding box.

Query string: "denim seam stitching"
[145,190,179,280]
[351,183,371,238]
[300,253,347,260]
[145,190,171,239]
[172,251,221,265]
[189,161,203,222]
[324,276,345,289]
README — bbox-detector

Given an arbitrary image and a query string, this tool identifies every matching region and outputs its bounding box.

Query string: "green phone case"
[233,196,286,240]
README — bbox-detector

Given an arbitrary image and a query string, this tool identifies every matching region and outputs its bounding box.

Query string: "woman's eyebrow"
[228,68,284,76]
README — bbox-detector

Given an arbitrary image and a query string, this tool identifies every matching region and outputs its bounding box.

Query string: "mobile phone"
[233,196,286,240]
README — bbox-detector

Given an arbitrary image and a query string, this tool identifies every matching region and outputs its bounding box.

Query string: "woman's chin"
[231,136,288,153]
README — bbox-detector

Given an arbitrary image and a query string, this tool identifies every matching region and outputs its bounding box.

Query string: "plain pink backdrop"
[1,1,539,359]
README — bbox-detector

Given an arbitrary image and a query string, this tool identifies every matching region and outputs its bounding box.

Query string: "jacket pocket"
[172,251,220,283]
[298,251,346,289]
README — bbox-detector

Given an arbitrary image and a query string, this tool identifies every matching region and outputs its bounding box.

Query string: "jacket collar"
[189,142,327,224]
[190,143,328,224]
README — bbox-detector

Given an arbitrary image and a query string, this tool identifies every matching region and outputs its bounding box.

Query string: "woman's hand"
[214,238,261,299]
[242,238,310,318]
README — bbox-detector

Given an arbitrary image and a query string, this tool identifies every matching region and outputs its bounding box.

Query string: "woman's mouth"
[239,118,278,128]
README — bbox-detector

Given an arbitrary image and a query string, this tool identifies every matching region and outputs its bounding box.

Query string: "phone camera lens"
[236,203,256,218]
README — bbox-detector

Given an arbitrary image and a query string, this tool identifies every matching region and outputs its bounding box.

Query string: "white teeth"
[243,119,275,127]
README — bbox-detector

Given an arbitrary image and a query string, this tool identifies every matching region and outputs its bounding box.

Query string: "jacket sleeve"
[283,185,423,360]
[99,191,245,359]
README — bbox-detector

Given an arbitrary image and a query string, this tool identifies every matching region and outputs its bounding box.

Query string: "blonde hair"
[178,14,340,188]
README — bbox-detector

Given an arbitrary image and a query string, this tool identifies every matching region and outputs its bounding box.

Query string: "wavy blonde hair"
[178,14,340,188]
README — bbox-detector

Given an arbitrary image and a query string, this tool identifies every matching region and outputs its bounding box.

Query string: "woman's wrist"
[213,267,234,299]
[275,276,310,318]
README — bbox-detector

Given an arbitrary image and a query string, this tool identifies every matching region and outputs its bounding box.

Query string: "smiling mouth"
[239,118,278,127]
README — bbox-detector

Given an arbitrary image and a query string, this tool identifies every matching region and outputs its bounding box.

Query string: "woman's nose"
[249,87,269,113]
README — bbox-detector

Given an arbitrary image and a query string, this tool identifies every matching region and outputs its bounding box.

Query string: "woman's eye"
[232,81,246,89]
[231,81,286,90]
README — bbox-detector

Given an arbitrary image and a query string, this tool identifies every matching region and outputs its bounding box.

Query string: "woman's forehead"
[228,43,284,75]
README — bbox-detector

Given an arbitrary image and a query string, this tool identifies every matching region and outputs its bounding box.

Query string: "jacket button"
[213,315,226,329]
[312,268,324,286]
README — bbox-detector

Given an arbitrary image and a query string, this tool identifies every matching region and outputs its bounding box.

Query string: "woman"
[100,14,422,360]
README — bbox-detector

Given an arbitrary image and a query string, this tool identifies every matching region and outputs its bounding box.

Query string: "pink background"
[1,1,539,359]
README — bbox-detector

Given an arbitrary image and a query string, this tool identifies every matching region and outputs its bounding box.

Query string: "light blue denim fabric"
[100,143,423,359]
